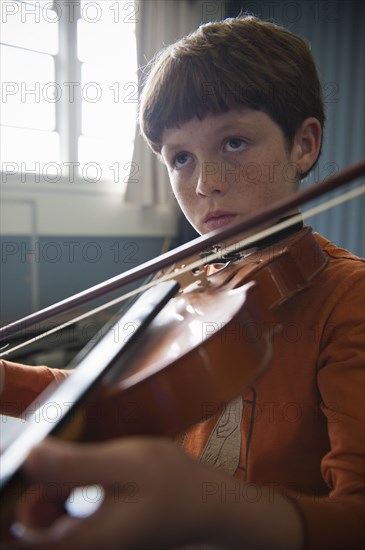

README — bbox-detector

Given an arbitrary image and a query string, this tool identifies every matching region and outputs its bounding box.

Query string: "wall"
[0,184,175,321]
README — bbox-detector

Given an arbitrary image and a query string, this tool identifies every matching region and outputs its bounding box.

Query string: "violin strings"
[1,184,363,359]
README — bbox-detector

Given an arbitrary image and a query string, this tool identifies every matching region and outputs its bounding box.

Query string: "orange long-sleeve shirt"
[180,233,365,548]
[1,233,364,548]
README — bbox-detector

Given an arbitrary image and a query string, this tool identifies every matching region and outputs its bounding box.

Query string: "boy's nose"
[196,160,233,196]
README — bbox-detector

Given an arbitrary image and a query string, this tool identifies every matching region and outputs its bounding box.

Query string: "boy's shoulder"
[288,231,364,318]
[314,232,364,265]
[309,231,364,311]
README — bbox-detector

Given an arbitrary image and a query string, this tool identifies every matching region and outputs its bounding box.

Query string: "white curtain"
[125,0,202,206]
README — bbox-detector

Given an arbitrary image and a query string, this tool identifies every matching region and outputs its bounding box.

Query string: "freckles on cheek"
[174,187,198,224]
[177,189,195,213]
[236,173,280,209]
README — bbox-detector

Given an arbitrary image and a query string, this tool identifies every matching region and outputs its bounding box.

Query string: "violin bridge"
[158,262,210,293]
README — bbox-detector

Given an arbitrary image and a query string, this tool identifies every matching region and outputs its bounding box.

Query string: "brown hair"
[139,16,325,157]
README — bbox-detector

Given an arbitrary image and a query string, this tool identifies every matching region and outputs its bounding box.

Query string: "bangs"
[139,44,261,153]
[139,17,324,158]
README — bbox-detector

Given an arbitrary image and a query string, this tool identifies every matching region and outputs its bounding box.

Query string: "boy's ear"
[291,117,322,176]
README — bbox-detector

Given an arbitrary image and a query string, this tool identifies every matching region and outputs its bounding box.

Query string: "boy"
[1,15,364,549]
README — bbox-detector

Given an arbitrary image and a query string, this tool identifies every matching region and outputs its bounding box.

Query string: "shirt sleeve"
[0,359,71,417]
[291,272,365,549]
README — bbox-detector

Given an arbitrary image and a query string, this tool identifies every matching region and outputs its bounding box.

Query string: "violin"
[0,225,330,537]
[0,160,364,538]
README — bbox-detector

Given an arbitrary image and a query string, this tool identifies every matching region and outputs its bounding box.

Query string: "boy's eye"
[224,138,247,152]
[173,152,191,169]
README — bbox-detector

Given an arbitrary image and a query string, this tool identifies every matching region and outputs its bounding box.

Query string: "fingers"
[12,437,198,548]
[24,438,98,485]
[10,516,81,549]
[11,493,155,550]
[17,437,155,531]
[17,438,127,530]
[23,436,173,487]
[24,437,133,486]
[16,482,67,529]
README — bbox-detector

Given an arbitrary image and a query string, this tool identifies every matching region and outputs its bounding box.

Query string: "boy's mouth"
[203,211,238,231]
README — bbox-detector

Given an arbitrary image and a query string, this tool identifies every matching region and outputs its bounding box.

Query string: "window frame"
[0,0,177,240]
[0,0,136,189]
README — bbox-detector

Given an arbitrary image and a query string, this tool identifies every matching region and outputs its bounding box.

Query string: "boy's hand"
[8,437,219,549]
[7,437,303,549]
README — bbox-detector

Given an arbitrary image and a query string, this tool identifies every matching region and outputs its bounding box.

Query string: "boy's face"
[161,108,301,235]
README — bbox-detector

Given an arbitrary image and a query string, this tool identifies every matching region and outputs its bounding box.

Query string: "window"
[0,0,138,186]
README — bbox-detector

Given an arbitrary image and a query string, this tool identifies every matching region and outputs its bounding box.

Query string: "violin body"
[82,281,275,441]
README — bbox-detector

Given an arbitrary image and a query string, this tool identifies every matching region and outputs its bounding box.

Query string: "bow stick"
[0,159,364,344]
